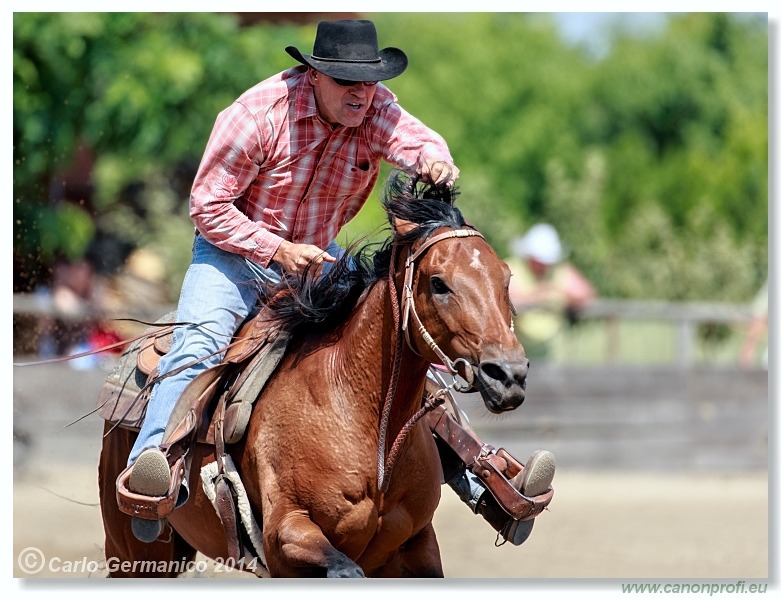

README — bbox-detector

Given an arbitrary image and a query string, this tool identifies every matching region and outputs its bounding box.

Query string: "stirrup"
[472,447,554,521]
[427,403,554,521]
[116,454,186,521]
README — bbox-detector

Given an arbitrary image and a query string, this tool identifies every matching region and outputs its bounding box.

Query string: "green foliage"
[13,12,312,290]
[13,12,768,304]
[582,13,768,299]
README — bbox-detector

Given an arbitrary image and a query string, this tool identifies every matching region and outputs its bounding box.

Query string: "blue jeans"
[128,234,346,468]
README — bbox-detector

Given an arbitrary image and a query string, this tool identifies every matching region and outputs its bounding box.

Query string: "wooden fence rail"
[14,293,759,367]
[582,300,756,362]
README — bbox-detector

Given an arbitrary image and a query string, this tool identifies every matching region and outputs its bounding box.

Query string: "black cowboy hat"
[286,19,408,82]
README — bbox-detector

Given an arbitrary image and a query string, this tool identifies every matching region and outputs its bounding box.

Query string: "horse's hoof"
[131,517,164,543]
[327,566,365,578]
[326,556,365,578]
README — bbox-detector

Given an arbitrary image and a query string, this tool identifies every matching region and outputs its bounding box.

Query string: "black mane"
[263,170,468,336]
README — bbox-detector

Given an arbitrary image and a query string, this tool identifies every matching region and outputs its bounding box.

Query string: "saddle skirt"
[97,311,290,447]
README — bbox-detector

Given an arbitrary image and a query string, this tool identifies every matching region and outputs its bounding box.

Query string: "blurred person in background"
[35,256,125,369]
[101,247,171,324]
[505,223,597,360]
[36,257,98,359]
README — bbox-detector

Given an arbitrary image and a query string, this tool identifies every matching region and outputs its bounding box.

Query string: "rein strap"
[377,228,483,493]
[402,229,484,379]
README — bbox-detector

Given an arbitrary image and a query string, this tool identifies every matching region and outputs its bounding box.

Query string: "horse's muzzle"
[475,358,529,413]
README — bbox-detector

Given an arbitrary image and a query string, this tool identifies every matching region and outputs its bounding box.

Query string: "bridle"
[401,229,485,390]
[377,227,505,493]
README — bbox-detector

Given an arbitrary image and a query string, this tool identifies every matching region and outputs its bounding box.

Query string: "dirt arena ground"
[12,363,772,592]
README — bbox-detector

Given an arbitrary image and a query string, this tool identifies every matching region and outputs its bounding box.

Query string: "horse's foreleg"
[264,510,364,578]
[400,522,444,576]
[371,522,444,578]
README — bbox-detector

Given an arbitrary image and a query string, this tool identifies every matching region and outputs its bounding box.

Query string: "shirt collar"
[285,67,320,122]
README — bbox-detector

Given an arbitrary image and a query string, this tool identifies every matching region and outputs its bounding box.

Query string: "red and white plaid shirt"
[190,66,454,267]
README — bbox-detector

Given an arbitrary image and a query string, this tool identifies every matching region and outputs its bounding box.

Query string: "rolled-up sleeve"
[190,102,284,266]
[369,100,454,172]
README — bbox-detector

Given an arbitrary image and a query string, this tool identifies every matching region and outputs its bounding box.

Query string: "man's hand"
[418,158,460,188]
[273,240,336,276]
[394,159,460,235]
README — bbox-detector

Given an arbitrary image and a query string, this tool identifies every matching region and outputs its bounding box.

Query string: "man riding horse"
[119,18,555,548]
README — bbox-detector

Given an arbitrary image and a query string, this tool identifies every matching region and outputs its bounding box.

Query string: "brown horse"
[98,173,529,577]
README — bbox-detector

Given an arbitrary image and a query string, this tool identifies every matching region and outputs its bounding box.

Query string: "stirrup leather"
[426,402,553,521]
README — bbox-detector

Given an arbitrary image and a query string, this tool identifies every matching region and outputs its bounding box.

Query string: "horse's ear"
[393,217,419,236]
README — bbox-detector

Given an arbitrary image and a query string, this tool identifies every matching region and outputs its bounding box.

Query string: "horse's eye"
[430,276,451,295]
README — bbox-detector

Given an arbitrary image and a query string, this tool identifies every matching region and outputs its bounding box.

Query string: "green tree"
[14,12,768,305]
[14,13,312,292]
[581,13,767,300]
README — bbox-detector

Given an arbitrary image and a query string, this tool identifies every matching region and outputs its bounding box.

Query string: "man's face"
[309,69,377,128]
[527,257,551,278]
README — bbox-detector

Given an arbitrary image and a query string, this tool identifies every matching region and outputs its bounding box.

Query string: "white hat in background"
[511,223,563,265]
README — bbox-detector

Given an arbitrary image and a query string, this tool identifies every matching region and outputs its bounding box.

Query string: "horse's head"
[384,172,528,413]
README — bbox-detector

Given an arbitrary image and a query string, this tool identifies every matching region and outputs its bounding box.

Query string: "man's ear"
[308,68,319,85]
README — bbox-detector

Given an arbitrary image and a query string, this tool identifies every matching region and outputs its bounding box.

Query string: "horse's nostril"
[479,362,506,384]
[476,359,528,411]
[478,359,527,388]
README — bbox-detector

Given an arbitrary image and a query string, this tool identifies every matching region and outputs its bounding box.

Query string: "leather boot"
[441,443,556,546]
[127,448,171,543]
[447,469,536,546]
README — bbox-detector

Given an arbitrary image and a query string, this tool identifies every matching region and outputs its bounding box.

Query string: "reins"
[11,319,185,368]
[376,228,484,493]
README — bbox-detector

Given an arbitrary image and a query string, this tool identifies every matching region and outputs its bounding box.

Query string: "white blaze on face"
[470,249,484,271]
